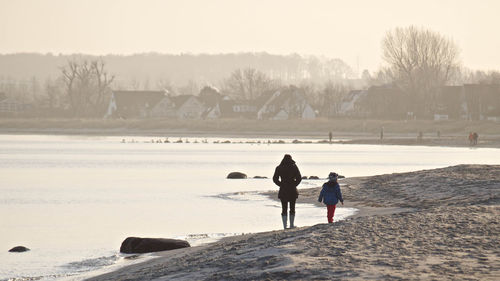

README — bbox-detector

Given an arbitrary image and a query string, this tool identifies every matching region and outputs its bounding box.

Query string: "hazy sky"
[1,0,499,72]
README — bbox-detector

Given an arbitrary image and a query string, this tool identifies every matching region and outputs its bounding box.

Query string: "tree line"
[1,26,499,118]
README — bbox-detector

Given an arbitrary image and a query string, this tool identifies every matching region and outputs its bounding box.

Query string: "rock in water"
[227,172,247,179]
[309,176,320,179]
[9,246,30,252]
[120,237,190,254]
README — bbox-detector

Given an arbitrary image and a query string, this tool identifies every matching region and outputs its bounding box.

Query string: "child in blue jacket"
[318,172,344,223]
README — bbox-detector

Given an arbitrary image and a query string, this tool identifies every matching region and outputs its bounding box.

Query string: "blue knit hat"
[328,172,338,180]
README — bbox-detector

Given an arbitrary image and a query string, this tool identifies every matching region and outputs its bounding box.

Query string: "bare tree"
[43,78,65,110]
[0,78,32,103]
[368,68,394,86]
[321,81,351,117]
[304,57,354,82]
[61,59,114,117]
[323,58,355,80]
[156,78,176,95]
[178,79,199,96]
[222,68,279,100]
[91,60,114,109]
[298,81,319,106]
[458,68,500,84]
[361,69,372,83]
[382,26,460,117]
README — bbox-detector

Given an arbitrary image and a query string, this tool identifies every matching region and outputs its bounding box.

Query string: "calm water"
[1,134,499,280]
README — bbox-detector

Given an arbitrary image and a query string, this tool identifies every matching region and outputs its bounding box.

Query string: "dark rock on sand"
[227,172,247,179]
[120,237,190,254]
[9,246,30,252]
[301,176,307,179]
[253,176,268,179]
[308,176,320,179]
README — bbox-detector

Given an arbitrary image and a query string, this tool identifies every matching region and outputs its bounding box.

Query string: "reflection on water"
[1,134,499,280]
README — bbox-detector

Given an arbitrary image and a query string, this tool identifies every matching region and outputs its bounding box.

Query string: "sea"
[1,134,499,280]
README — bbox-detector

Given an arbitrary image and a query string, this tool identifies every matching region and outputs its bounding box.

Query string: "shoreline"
[2,128,500,149]
[1,117,499,149]
[262,184,415,220]
[86,164,500,280]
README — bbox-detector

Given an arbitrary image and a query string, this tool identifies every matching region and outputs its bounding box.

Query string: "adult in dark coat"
[273,154,302,229]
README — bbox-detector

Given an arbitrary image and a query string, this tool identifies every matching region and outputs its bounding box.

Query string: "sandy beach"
[86,164,500,280]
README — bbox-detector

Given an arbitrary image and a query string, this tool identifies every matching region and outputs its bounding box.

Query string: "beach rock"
[309,176,320,179]
[253,176,268,179]
[301,176,308,179]
[120,237,190,254]
[338,175,345,179]
[8,246,30,253]
[227,172,247,179]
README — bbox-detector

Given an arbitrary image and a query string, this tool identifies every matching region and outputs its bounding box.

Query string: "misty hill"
[0,53,355,88]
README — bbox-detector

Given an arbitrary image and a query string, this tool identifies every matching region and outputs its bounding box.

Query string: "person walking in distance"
[473,132,478,145]
[273,154,302,229]
[318,172,344,223]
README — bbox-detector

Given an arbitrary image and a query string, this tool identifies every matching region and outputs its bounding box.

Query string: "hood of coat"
[279,154,296,166]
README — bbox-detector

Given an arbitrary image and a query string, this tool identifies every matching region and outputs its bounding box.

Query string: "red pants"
[327,205,336,223]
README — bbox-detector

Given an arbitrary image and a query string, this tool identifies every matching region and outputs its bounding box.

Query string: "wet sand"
[86,164,500,280]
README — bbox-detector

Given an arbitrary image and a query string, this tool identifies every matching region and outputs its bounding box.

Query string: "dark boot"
[281,215,287,229]
[289,214,295,228]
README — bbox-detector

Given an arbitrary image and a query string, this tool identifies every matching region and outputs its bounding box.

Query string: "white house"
[257,87,316,120]
[272,109,289,120]
[203,103,221,119]
[301,104,316,119]
[151,96,176,118]
[338,90,368,116]
[171,95,206,119]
